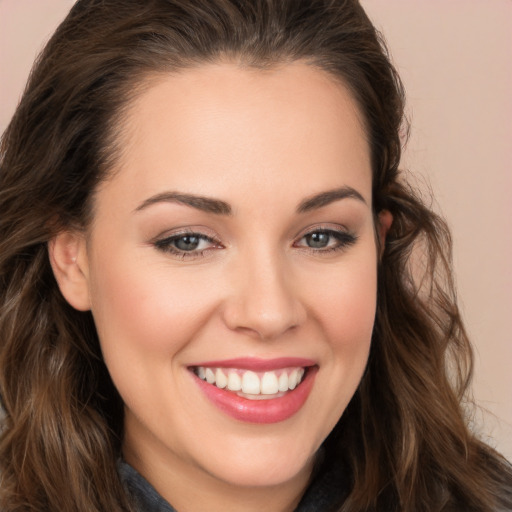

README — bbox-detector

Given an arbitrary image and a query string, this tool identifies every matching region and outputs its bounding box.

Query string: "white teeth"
[215,368,227,389]
[242,371,260,394]
[278,372,289,392]
[205,368,215,384]
[194,366,308,395]
[227,372,242,391]
[288,369,299,390]
[261,372,279,395]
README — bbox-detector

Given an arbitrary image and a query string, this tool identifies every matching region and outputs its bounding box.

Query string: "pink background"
[1,0,510,460]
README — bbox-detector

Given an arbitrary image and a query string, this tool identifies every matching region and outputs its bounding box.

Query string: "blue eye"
[298,229,357,252]
[173,234,201,251]
[154,232,219,257]
[304,232,331,248]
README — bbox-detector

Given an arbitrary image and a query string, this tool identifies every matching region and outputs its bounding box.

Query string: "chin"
[196,436,318,489]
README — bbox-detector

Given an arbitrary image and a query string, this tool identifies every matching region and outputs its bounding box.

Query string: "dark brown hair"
[1,1,511,511]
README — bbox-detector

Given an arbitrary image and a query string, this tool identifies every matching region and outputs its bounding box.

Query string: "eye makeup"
[294,227,358,254]
[152,224,358,261]
[153,230,223,260]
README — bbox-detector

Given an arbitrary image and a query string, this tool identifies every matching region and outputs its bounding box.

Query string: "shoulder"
[294,452,349,512]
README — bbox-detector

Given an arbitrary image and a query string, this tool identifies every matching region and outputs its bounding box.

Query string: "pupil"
[175,235,200,251]
[307,232,329,248]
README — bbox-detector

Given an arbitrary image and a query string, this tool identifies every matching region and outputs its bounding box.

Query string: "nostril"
[221,295,306,340]
[220,256,307,338]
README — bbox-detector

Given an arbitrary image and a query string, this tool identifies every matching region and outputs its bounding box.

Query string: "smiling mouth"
[191,366,308,399]
[189,360,318,423]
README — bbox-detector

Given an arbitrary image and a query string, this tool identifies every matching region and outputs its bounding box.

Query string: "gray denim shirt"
[118,456,348,512]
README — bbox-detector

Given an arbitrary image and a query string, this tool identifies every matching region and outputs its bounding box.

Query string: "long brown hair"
[1,1,510,510]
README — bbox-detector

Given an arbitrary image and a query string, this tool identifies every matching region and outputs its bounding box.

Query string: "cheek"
[309,252,378,351]
[87,252,220,362]
[301,248,378,437]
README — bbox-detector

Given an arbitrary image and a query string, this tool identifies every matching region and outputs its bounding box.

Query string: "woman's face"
[75,62,380,496]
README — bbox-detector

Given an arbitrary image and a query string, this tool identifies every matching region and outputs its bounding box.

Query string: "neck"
[123,434,315,512]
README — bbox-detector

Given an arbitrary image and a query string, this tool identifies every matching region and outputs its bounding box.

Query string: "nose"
[222,249,306,340]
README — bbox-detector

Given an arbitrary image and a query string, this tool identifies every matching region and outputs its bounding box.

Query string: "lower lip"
[191,367,317,424]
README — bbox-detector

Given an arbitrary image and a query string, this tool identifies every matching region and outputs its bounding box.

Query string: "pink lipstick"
[189,358,317,424]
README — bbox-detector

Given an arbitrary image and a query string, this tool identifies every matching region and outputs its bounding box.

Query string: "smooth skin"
[50,62,392,512]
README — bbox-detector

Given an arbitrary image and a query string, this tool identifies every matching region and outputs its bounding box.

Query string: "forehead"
[97,61,372,213]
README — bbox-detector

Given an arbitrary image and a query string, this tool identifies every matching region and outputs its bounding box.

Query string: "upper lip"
[189,357,316,372]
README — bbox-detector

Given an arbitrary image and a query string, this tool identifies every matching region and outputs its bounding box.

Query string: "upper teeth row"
[195,367,306,395]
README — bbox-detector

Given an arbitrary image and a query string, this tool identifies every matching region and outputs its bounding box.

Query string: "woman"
[0,0,511,511]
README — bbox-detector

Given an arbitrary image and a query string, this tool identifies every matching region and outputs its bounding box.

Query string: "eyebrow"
[134,185,366,216]
[296,186,367,213]
[134,191,232,215]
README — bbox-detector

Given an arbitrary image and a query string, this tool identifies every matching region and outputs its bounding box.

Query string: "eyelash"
[154,231,222,260]
[295,228,358,254]
[153,228,357,259]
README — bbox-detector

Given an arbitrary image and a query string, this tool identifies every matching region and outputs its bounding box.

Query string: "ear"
[377,209,393,259]
[48,231,91,311]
